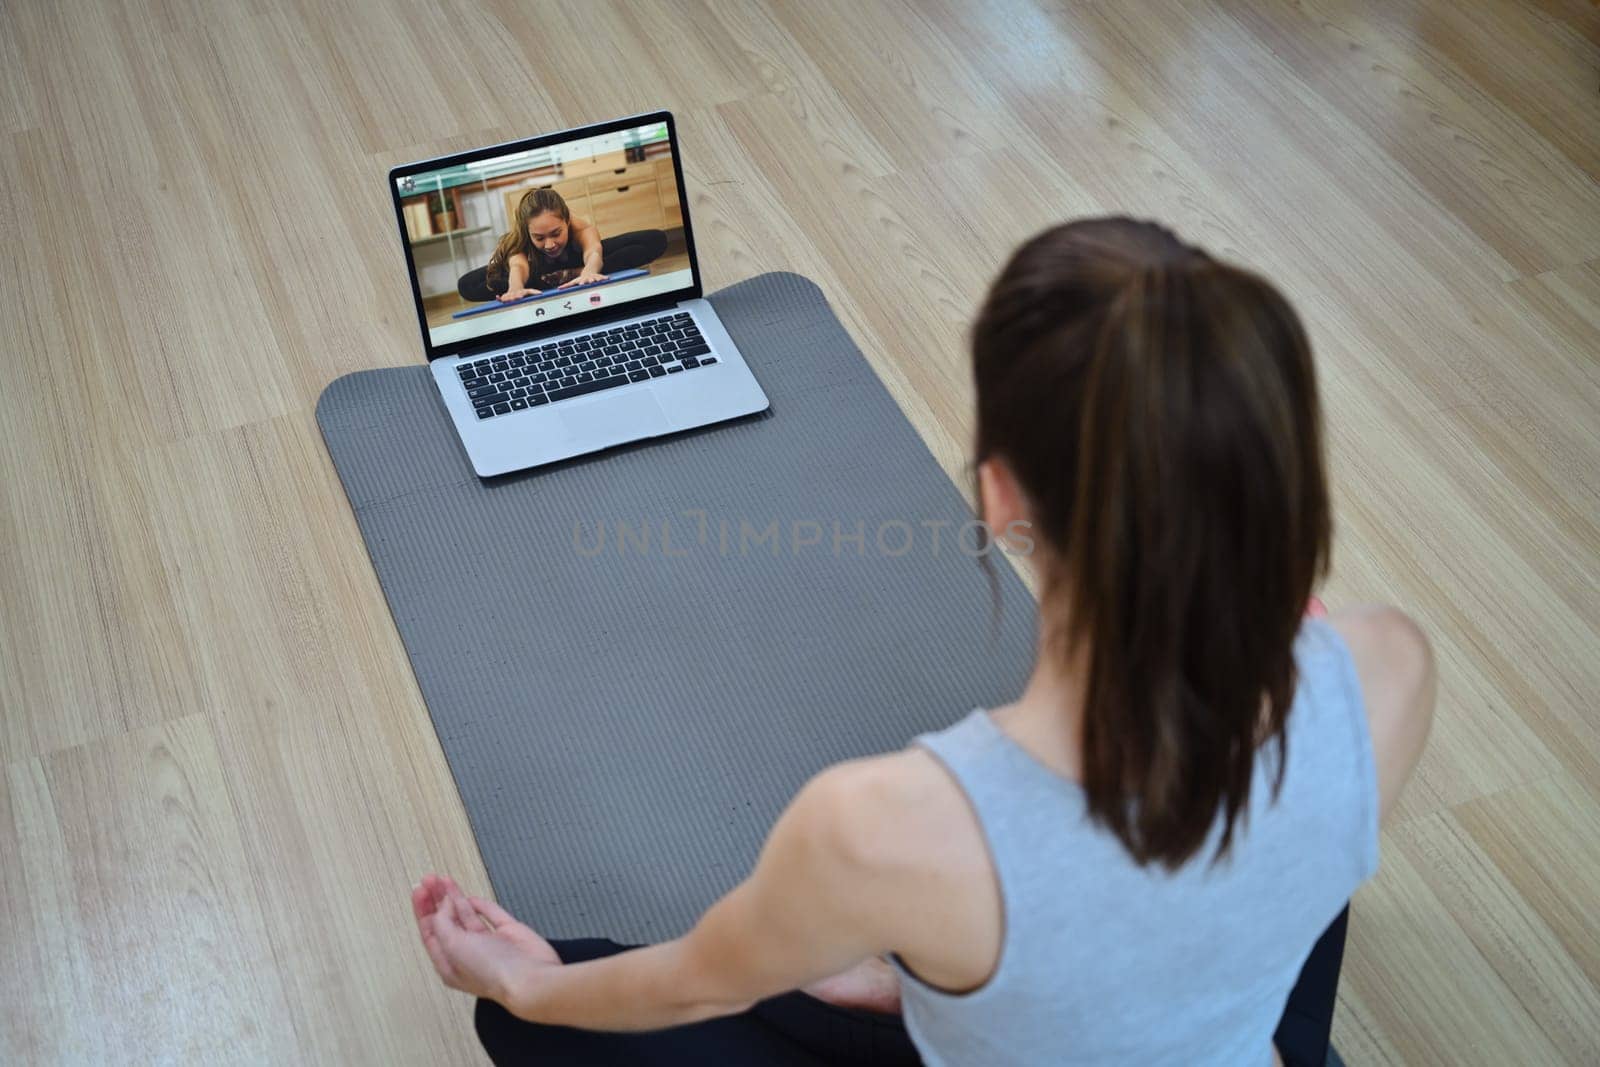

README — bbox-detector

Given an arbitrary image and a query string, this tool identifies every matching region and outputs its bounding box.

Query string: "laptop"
[388,110,770,477]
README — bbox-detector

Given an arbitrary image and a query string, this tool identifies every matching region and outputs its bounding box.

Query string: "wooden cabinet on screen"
[499,153,685,239]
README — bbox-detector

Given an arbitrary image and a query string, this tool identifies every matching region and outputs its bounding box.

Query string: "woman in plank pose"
[458,186,667,303]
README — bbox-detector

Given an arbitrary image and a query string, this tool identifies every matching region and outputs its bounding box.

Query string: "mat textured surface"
[317,271,1037,942]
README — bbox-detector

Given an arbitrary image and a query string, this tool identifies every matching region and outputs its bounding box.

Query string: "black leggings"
[473,905,1350,1066]
[458,230,669,302]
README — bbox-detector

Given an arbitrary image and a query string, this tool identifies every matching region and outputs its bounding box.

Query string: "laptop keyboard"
[456,311,719,421]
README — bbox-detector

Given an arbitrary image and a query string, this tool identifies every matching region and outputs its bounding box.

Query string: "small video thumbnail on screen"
[397,120,693,346]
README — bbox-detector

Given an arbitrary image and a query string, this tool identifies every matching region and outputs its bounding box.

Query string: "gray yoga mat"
[317,271,1037,943]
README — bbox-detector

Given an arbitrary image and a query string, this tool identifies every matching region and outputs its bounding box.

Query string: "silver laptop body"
[388,110,769,477]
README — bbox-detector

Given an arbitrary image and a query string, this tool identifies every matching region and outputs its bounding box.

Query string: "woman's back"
[887,616,1382,1065]
[451,217,1435,1067]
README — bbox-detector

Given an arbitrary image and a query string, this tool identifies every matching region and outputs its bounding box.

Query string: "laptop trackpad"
[558,389,669,449]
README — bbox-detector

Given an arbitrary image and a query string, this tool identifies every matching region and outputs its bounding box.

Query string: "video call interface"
[395,120,693,350]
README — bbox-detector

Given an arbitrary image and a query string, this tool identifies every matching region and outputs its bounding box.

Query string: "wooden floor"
[2,1,1597,1062]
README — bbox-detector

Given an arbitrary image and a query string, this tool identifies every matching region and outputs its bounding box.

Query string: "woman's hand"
[801,955,902,1015]
[412,873,561,1007]
[497,287,534,302]
[557,270,609,290]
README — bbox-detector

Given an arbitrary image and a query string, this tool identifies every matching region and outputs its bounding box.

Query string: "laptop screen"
[392,116,695,355]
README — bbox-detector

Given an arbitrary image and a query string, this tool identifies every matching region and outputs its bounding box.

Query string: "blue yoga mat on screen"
[450,268,650,318]
[316,271,1038,942]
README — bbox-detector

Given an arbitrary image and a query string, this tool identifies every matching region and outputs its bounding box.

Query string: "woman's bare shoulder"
[811,746,962,806]
[805,747,982,869]
[805,745,1000,979]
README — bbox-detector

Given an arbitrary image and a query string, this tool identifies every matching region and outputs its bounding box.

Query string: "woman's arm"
[1328,605,1436,826]
[574,218,605,277]
[498,254,531,300]
[504,761,903,1030]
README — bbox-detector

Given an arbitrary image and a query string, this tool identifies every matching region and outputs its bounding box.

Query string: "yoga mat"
[450,268,650,318]
[317,271,1038,943]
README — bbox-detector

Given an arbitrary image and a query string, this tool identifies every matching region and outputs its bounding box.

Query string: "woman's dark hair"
[971,217,1331,870]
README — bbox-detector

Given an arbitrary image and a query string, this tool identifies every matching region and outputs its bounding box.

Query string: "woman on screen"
[458,187,668,303]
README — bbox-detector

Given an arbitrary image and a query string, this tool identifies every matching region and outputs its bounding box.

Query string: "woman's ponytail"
[972,218,1330,869]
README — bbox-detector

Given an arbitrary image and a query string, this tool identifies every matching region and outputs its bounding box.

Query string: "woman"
[413,217,1436,1065]
[458,186,668,303]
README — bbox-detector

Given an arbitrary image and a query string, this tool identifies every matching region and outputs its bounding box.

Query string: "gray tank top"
[890,617,1379,1066]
